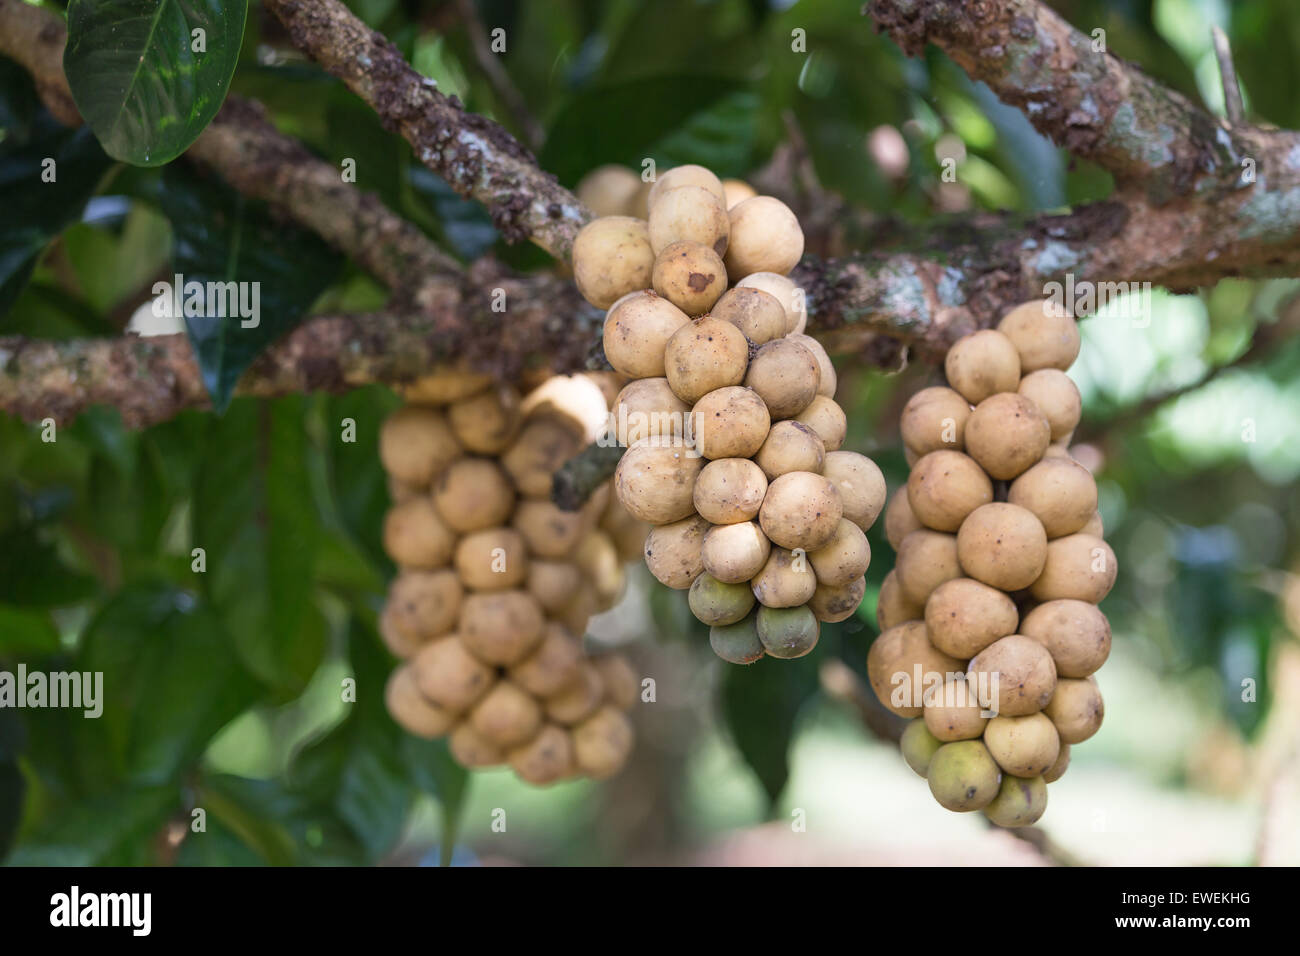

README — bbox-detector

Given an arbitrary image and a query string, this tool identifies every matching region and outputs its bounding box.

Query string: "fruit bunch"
[869,302,1114,826]
[377,370,648,784]
[569,162,885,664]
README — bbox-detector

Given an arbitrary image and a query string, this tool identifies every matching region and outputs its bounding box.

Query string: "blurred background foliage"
[1,0,1298,866]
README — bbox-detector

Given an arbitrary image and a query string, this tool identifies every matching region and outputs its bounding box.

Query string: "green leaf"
[63,0,248,166]
[540,76,758,186]
[287,616,418,862]
[0,604,61,655]
[718,652,820,807]
[193,397,327,695]
[79,583,260,784]
[0,526,98,607]
[0,87,112,319]
[8,784,178,865]
[0,710,25,862]
[156,164,343,409]
[321,386,401,574]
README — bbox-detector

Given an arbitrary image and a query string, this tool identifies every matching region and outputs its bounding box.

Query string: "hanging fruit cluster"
[378,370,649,784]
[570,163,886,664]
[870,302,1113,826]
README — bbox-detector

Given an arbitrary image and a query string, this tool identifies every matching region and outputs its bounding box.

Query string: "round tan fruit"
[877,570,924,630]
[900,386,971,456]
[693,458,768,524]
[1020,599,1111,678]
[647,164,726,209]
[386,570,463,647]
[1043,742,1071,783]
[997,299,1081,372]
[789,335,836,398]
[433,458,515,533]
[709,287,787,344]
[458,590,545,666]
[737,272,805,335]
[412,636,494,712]
[545,663,605,725]
[1029,534,1117,603]
[689,572,756,626]
[469,681,542,749]
[723,196,804,279]
[692,386,770,459]
[721,178,757,209]
[793,396,847,451]
[593,655,639,710]
[383,497,456,569]
[652,240,728,316]
[380,406,462,487]
[509,623,583,697]
[602,291,690,379]
[386,665,456,738]
[744,338,820,419]
[983,712,1061,776]
[1018,369,1081,441]
[613,376,691,446]
[808,574,866,623]
[968,635,1058,717]
[884,486,923,550]
[648,184,730,256]
[511,499,588,558]
[808,519,871,587]
[664,317,750,404]
[924,577,1019,659]
[454,528,528,590]
[572,216,656,309]
[943,329,1021,405]
[900,719,944,776]
[1007,457,1098,538]
[572,706,634,779]
[759,471,842,551]
[449,722,504,768]
[1044,676,1104,743]
[923,676,988,742]
[448,385,523,455]
[642,514,710,589]
[894,529,962,606]
[507,723,575,785]
[750,547,818,608]
[701,521,771,584]
[965,392,1051,480]
[822,451,886,532]
[754,420,825,479]
[576,164,643,217]
[614,439,705,525]
[867,620,964,718]
[956,502,1048,592]
[906,450,993,533]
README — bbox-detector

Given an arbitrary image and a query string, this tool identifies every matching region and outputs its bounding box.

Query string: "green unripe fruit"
[982,774,1048,827]
[689,572,756,627]
[899,719,943,777]
[926,740,1001,812]
[709,615,765,665]
[755,604,820,659]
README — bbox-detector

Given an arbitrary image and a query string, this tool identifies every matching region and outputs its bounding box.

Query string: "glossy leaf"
[63,0,248,165]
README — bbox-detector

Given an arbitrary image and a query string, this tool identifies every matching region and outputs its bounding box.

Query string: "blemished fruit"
[573,163,879,658]
[927,740,1001,811]
[982,774,1048,827]
[573,216,656,309]
[378,373,643,786]
[871,309,1116,824]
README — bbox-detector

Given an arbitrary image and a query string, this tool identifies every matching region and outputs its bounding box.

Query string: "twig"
[1212,26,1246,126]
[454,0,544,150]
[551,442,624,512]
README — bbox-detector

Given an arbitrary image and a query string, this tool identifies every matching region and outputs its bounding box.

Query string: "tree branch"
[263,0,588,260]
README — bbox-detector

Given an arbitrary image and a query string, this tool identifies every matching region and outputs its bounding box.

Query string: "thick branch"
[263,0,588,260]
[0,264,601,428]
[866,0,1253,201]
